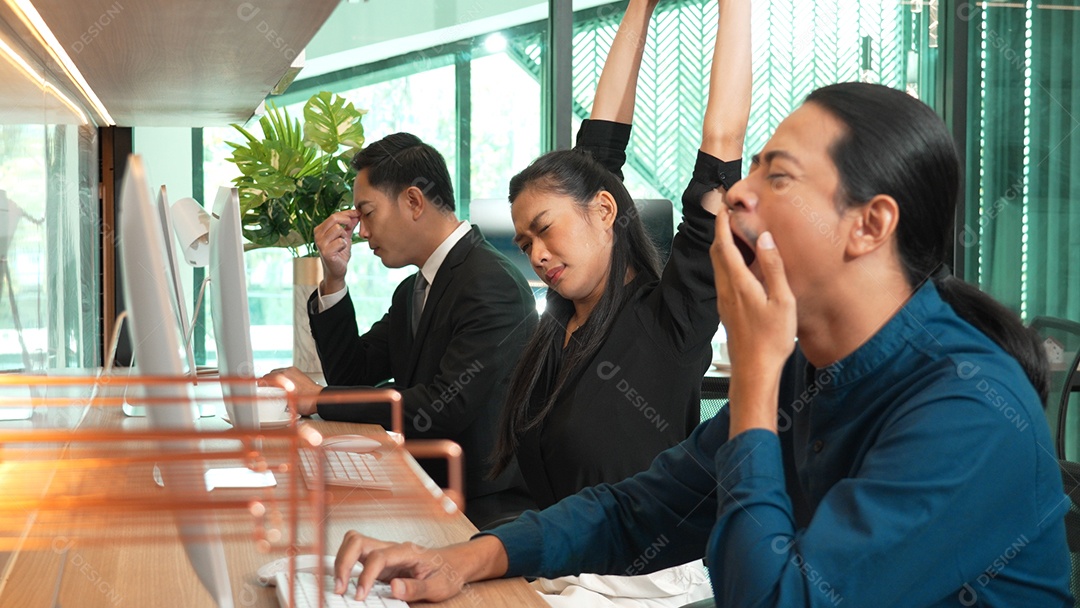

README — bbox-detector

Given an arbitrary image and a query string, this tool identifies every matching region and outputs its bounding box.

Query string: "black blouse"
[515,119,741,509]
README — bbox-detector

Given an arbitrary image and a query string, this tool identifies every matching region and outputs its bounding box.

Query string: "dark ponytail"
[489,149,662,477]
[805,83,1049,404]
[934,273,1049,403]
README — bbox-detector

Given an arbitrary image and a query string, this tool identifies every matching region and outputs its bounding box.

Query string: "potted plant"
[225,91,366,373]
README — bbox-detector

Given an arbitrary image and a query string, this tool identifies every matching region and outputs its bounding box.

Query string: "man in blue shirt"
[326,47,1073,608]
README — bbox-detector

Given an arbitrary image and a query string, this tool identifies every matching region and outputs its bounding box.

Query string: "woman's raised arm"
[700,0,752,162]
[589,0,661,124]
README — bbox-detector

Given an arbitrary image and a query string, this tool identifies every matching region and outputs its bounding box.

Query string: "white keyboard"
[298,449,393,490]
[274,571,408,608]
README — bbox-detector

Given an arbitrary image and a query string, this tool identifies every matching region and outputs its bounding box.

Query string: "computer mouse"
[256,554,363,586]
[321,434,382,453]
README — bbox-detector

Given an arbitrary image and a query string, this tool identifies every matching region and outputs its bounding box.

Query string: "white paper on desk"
[204,467,277,491]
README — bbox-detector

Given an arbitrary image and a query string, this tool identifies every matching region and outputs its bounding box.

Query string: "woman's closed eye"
[519,225,551,254]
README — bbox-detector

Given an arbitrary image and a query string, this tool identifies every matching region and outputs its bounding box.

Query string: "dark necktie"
[411,273,428,334]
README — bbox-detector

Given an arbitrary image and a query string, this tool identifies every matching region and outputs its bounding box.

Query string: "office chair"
[700,374,729,423]
[1030,316,1080,605]
[1029,316,1080,460]
[1061,459,1080,607]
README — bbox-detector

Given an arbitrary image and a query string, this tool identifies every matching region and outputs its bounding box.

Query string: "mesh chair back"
[700,375,729,422]
[1060,460,1080,605]
[1030,316,1080,460]
[1031,317,1080,606]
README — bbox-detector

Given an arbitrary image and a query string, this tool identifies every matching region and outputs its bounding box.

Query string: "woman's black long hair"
[806,83,1049,403]
[489,150,662,477]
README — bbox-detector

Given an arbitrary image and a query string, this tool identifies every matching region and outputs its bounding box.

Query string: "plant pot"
[293,257,324,374]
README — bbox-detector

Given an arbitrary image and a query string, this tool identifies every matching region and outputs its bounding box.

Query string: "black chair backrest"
[1030,316,1080,460]
[1030,317,1080,606]
[700,374,729,423]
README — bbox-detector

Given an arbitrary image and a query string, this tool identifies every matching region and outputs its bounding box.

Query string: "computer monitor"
[157,185,199,377]
[468,197,676,284]
[208,185,259,431]
[120,186,215,417]
[118,155,234,607]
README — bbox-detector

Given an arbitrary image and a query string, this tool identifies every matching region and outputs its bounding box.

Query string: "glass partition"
[0,20,101,372]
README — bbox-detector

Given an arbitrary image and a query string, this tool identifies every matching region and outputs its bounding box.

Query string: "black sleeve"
[645,150,742,355]
[388,273,536,437]
[574,119,633,181]
[307,289,394,388]
[314,264,537,437]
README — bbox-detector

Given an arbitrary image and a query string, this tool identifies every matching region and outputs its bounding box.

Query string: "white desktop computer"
[158,185,200,379]
[118,154,234,607]
[120,185,216,418]
[208,185,261,430]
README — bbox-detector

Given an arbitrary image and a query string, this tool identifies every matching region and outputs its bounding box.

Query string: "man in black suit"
[263,133,537,528]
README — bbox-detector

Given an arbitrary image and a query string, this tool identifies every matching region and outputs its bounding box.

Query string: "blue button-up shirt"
[486,282,1072,606]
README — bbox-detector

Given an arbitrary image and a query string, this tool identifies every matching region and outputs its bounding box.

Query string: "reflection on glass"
[0,187,43,369]
[0,123,99,371]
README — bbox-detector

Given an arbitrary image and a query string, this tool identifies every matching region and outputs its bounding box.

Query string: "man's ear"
[846,194,899,258]
[401,186,426,221]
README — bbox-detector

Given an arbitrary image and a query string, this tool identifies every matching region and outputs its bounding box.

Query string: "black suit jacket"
[308,226,537,499]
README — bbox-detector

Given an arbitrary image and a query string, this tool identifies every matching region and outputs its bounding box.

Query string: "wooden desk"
[0,387,544,608]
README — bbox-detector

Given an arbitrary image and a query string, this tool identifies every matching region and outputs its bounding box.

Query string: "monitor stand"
[105,313,215,418]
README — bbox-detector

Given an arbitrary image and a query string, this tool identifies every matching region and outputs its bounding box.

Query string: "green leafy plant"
[226,91,366,257]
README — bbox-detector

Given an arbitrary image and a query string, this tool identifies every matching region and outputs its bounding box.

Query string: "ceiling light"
[0,36,88,124]
[6,0,115,125]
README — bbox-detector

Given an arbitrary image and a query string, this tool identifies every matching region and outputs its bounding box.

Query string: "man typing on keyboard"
[261,133,538,529]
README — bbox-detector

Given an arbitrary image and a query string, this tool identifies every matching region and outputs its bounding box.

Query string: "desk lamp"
[169,195,212,348]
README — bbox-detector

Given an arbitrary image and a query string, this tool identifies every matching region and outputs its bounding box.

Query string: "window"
[565,0,935,208]
[201,67,466,371]
[197,0,943,371]
[200,6,550,371]
[963,2,1080,458]
[963,2,1080,322]
[0,123,100,371]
